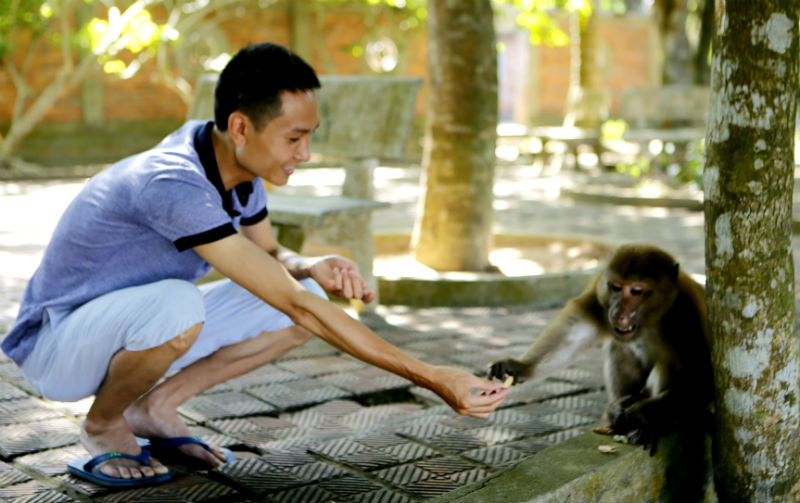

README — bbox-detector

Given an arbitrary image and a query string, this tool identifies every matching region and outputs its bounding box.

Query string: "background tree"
[703,1,799,501]
[653,0,714,84]
[411,0,498,271]
[0,0,245,167]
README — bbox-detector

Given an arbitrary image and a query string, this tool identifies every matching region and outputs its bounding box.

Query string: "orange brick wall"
[0,7,656,129]
[529,14,659,123]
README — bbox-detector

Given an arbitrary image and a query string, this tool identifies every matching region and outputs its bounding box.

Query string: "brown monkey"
[488,244,711,452]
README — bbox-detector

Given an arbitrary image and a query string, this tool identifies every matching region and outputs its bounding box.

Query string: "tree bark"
[704,1,800,501]
[412,0,497,271]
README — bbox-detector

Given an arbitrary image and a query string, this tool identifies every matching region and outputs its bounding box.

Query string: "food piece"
[502,375,514,389]
[592,426,613,435]
[597,445,617,454]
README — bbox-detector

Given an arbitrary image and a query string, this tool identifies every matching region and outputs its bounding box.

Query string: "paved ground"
[0,163,770,502]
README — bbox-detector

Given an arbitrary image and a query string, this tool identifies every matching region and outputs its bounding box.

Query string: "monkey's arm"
[489,291,604,384]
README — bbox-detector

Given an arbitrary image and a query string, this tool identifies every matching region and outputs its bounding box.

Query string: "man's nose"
[296,137,311,162]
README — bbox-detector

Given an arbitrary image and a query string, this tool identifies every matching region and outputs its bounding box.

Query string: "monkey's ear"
[669,263,679,282]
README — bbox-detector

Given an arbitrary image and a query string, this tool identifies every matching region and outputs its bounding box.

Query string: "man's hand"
[308,255,376,303]
[424,366,510,419]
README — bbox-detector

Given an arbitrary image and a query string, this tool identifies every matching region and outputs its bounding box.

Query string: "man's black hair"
[214,42,320,131]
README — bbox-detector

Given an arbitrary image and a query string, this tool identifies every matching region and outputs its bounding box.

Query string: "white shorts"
[20,277,326,402]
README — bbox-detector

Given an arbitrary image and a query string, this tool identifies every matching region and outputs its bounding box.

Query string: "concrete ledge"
[374,233,614,307]
[431,431,714,503]
[378,268,599,307]
[560,185,703,210]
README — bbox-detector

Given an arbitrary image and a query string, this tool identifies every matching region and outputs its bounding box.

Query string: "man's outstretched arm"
[194,233,509,418]
[240,216,375,303]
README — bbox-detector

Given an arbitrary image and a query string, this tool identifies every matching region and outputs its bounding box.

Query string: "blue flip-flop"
[67,449,171,488]
[141,436,236,469]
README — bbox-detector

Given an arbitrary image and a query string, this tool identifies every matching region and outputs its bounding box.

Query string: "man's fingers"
[350,271,364,299]
[333,267,343,291]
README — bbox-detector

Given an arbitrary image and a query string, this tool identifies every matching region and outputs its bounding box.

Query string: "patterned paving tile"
[319,368,410,395]
[337,449,402,472]
[404,476,461,500]
[276,355,367,377]
[0,398,64,425]
[0,480,74,502]
[0,419,79,458]
[461,445,530,467]
[98,474,242,502]
[415,456,477,477]
[266,483,341,503]
[227,364,301,388]
[0,382,27,401]
[178,391,276,422]
[14,444,85,476]
[381,442,438,464]
[319,474,385,499]
[350,487,414,503]
[217,457,305,494]
[286,460,348,483]
[207,417,297,446]
[539,411,598,430]
[0,461,30,487]
[373,463,433,487]
[246,379,350,410]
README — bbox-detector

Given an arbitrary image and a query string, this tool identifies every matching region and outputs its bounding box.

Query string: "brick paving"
[0,163,785,502]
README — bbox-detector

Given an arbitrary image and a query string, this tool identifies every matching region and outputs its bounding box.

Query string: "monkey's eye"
[609,283,622,292]
[630,287,644,296]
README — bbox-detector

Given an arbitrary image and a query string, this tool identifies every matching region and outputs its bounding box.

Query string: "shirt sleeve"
[135,171,237,251]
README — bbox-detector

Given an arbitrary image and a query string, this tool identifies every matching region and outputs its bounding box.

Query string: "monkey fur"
[488,244,711,453]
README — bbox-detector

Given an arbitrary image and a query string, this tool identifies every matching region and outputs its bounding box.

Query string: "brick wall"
[0,5,658,162]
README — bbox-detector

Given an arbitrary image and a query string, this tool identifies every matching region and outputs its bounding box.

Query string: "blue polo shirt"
[2,120,268,365]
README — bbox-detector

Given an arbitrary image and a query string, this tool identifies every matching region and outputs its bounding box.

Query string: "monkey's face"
[600,273,673,341]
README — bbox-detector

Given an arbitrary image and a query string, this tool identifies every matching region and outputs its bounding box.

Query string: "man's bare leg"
[124,324,313,466]
[82,322,202,479]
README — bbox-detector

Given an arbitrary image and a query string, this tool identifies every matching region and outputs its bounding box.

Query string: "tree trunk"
[411,0,497,271]
[704,2,799,501]
[693,0,714,85]
[654,0,693,84]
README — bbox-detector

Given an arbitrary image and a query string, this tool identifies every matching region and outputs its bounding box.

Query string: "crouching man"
[1,42,509,488]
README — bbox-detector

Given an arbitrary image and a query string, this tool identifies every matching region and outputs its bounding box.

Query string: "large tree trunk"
[411,0,497,271]
[704,1,799,501]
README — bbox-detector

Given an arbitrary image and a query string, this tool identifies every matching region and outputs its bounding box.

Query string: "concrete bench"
[188,74,422,308]
[267,191,388,260]
[526,87,612,172]
[612,85,709,166]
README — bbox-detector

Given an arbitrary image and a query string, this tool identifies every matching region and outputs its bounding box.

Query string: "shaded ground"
[0,163,792,502]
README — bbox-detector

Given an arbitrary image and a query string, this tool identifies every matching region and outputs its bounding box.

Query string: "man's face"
[234,90,319,186]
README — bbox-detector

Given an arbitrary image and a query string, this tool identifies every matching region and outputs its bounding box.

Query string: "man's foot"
[80,418,169,480]
[124,399,228,468]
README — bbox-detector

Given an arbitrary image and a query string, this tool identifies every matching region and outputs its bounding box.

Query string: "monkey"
[488,243,712,453]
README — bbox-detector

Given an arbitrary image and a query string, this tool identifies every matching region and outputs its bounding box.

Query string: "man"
[2,42,508,487]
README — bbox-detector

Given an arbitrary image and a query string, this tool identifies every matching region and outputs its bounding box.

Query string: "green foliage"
[80,5,172,77]
[600,119,627,140]
[494,0,627,46]
[0,0,51,64]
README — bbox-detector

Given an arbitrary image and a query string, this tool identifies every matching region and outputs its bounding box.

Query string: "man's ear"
[228,111,250,146]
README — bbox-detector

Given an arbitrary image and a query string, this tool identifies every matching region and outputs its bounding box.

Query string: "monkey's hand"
[626,428,659,456]
[606,395,659,456]
[487,358,529,385]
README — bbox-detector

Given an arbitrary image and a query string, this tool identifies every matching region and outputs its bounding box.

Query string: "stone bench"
[526,87,612,172]
[188,74,422,309]
[611,85,710,166]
